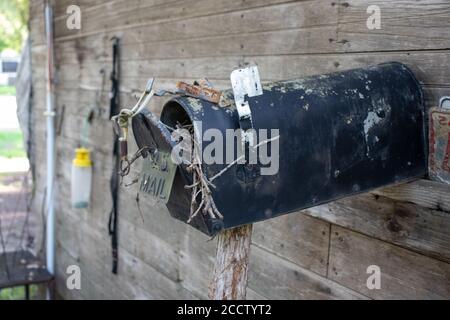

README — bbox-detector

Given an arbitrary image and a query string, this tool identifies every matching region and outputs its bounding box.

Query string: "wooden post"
[208,224,253,300]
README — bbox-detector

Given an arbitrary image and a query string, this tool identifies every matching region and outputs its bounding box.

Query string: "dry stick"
[186,133,222,222]
[209,135,280,300]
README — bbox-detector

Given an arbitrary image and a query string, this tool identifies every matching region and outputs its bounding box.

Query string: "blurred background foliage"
[0,0,29,53]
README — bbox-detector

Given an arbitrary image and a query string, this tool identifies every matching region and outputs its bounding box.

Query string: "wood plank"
[49,0,307,42]
[55,246,128,300]
[177,226,216,299]
[51,25,337,60]
[51,0,337,43]
[305,193,450,263]
[338,0,450,52]
[252,213,330,276]
[247,288,269,300]
[374,179,450,213]
[31,0,311,45]
[52,0,116,17]
[32,49,450,92]
[56,208,198,299]
[248,245,368,300]
[329,225,450,299]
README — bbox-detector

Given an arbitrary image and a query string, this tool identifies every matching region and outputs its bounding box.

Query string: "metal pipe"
[44,0,56,296]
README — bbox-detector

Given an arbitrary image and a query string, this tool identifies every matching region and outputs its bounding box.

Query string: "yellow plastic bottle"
[71,148,92,208]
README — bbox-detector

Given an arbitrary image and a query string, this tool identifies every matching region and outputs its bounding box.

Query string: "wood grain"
[209,225,253,300]
[305,192,450,263]
[329,226,450,299]
[248,245,368,300]
[252,213,330,276]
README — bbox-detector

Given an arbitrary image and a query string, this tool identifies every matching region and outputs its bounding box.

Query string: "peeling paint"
[187,97,204,114]
[225,108,234,115]
[364,111,383,155]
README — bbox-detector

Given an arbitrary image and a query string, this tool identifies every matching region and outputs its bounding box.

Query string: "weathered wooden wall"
[28,0,450,299]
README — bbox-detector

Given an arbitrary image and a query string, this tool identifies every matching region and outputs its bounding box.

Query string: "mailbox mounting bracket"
[230,66,263,147]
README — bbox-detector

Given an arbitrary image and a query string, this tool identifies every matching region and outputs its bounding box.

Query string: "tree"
[0,0,29,53]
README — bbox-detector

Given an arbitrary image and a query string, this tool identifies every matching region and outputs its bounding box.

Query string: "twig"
[135,192,145,224]
[177,124,223,224]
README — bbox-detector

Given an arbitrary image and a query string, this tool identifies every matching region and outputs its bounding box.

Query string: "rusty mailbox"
[132,62,427,236]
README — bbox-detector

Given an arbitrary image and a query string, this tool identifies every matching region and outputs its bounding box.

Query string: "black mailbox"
[132,62,427,236]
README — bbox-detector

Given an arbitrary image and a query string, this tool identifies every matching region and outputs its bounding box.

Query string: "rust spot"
[176,81,222,104]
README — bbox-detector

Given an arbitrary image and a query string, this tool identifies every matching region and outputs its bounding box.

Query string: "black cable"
[108,37,120,274]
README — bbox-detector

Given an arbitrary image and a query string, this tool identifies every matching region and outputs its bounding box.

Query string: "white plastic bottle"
[71,148,92,209]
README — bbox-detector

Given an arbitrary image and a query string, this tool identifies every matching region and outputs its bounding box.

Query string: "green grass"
[0,86,16,96]
[0,130,26,158]
[0,286,38,300]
